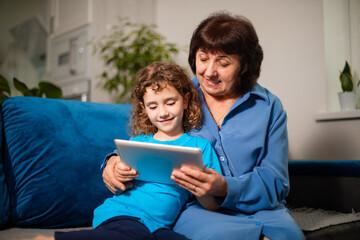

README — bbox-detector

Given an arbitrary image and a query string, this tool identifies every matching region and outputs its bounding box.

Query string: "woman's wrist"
[101,152,118,169]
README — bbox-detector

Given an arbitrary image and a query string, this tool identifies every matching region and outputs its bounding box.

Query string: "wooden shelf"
[314,109,360,121]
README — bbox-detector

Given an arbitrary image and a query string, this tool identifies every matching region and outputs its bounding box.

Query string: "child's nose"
[159,106,169,118]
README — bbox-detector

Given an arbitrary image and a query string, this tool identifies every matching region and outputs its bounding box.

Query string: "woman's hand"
[171,166,228,198]
[102,156,138,193]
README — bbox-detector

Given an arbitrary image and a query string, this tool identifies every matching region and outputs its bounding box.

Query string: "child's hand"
[103,156,138,193]
[114,158,139,183]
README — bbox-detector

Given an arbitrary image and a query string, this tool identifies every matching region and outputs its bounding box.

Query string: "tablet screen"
[114,139,203,184]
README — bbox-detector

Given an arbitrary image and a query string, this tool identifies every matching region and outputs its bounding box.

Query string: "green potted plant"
[338,61,355,110]
[93,18,181,103]
[0,75,62,105]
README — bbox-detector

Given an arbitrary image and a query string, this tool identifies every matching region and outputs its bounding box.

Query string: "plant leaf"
[343,61,351,75]
[92,17,181,102]
[13,78,34,96]
[0,75,11,95]
[339,72,353,92]
[339,61,354,92]
[29,88,41,97]
[39,81,63,99]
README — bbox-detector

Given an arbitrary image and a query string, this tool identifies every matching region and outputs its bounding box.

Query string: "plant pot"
[338,92,356,110]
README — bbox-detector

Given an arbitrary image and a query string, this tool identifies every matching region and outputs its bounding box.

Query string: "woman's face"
[195,49,241,99]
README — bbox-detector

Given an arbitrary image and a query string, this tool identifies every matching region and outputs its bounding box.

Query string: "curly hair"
[131,62,202,136]
[188,11,263,95]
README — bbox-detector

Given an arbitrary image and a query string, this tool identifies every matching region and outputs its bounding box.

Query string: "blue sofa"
[0,97,131,238]
[287,160,360,239]
[1,97,359,239]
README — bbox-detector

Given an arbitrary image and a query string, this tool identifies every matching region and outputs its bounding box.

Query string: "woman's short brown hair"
[188,12,263,94]
[131,62,202,136]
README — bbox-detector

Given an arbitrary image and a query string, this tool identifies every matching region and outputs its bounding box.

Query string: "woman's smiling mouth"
[205,78,221,85]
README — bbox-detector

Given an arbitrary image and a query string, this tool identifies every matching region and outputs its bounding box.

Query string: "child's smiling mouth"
[159,117,174,123]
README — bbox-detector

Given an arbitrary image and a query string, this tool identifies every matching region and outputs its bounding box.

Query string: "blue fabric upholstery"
[0,97,131,228]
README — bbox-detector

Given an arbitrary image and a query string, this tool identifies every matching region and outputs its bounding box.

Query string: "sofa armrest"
[287,160,360,213]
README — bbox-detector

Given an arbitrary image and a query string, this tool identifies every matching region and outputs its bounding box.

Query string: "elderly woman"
[103,12,305,240]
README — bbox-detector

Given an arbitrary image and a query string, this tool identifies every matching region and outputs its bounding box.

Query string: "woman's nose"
[204,61,218,78]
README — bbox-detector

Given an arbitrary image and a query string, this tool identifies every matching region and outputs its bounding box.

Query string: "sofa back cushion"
[0,97,131,228]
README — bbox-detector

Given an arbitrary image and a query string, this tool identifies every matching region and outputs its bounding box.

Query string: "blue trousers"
[174,203,305,240]
[55,216,190,240]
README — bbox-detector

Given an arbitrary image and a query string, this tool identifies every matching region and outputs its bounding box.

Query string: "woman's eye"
[198,54,208,62]
[219,61,230,67]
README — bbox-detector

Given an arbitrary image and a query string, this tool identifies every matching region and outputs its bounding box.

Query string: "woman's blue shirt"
[188,77,290,213]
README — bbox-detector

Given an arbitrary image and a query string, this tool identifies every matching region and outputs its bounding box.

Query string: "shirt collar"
[247,83,270,104]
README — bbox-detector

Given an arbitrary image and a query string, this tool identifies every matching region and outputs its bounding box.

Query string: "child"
[33,62,222,240]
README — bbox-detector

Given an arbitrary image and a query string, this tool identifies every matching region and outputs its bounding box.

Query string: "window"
[323,0,360,112]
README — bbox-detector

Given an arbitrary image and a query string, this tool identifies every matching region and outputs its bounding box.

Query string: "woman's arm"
[171,139,226,210]
[196,196,219,211]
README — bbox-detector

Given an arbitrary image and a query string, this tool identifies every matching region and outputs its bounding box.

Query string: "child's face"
[142,83,187,140]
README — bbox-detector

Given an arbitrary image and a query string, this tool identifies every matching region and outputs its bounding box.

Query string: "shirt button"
[225,170,231,175]
[219,156,225,161]
[256,222,262,226]
[248,216,254,219]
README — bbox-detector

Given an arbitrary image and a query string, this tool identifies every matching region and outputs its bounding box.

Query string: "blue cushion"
[0,103,11,228]
[1,97,131,228]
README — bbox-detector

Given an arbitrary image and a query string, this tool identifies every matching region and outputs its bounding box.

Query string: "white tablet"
[114,139,203,184]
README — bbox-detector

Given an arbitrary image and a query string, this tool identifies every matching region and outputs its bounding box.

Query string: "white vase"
[338,92,356,110]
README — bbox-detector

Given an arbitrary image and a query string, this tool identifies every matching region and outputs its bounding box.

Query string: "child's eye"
[167,101,176,106]
[148,105,157,110]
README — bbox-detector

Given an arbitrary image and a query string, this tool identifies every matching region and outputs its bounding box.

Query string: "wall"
[2,0,359,160]
[90,0,156,103]
[153,0,360,160]
[0,0,48,93]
